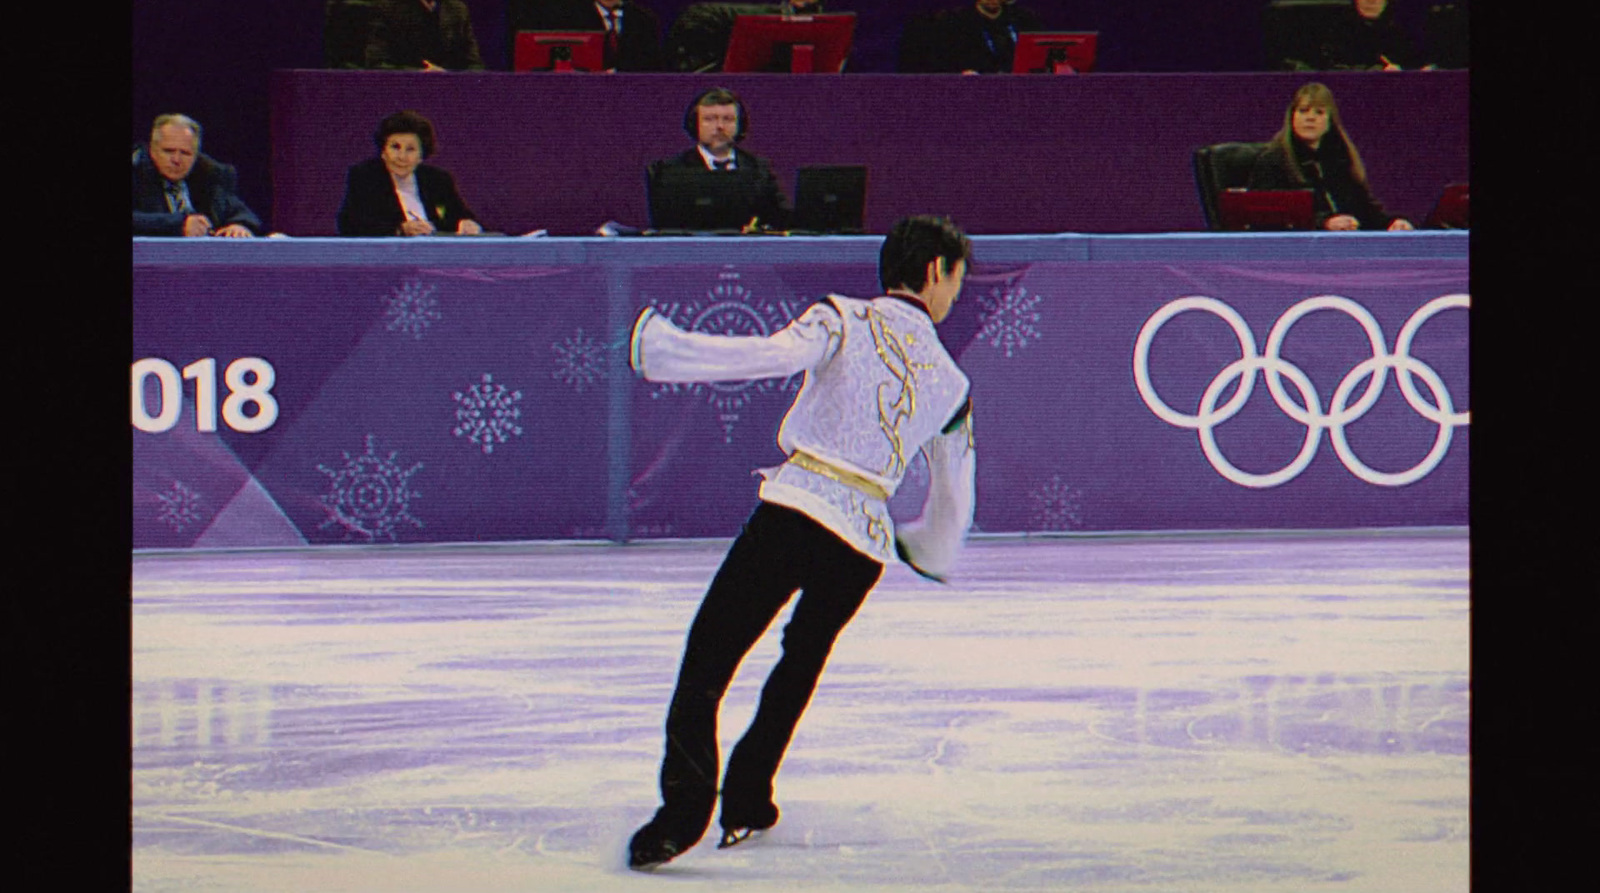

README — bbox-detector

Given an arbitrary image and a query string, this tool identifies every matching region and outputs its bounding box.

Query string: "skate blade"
[717,828,761,849]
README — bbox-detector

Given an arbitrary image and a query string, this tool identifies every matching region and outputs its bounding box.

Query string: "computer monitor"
[723,14,856,73]
[792,166,866,233]
[646,165,758,233]
[1012,32,1099,74]
[513,31,605,72]
[1217,188,1315,231]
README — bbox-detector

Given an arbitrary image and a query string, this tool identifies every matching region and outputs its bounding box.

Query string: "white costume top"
[630,294,976,576]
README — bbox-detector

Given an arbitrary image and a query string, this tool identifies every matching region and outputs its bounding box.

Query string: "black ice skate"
[717,800,779,849]
[628,824,687,870]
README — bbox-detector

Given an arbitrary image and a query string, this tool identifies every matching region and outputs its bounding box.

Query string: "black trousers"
[648,501,884,844]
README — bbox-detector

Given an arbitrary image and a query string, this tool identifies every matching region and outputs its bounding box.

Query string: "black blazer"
[1247,140,1396,231]
[511,0,664,71]
[646,148,791,230]
[1314,10,1420,71]
[132,146,264,236]
[337,157,480,236]
[935,5,1044,74]
[364,0,485,70]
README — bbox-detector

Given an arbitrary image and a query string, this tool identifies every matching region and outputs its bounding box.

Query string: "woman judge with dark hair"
[1247,82,1414,232]
[337,110,483,236]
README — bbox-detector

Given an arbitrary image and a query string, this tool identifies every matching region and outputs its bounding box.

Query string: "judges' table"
[132,233,1468,549]
[270,70,1468,237]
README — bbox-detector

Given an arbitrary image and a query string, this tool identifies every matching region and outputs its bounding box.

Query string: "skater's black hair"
[879,216,971,294]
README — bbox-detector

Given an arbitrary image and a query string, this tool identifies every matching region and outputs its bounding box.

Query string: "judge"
[337,111,483,237]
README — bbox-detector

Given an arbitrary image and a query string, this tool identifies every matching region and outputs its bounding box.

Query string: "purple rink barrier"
[131,232,1467,550]
[269,69,1467,237]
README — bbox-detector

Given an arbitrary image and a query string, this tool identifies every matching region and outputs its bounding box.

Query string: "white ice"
[132,530,1469,892]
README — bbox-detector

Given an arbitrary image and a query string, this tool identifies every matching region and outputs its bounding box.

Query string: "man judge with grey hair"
[132,114,263,237]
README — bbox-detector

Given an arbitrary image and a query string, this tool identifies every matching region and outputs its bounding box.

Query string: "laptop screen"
[792,165,867,233]
[647,165,757,232]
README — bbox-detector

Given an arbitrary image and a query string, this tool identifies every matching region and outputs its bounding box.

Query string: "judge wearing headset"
[645,88,792,231]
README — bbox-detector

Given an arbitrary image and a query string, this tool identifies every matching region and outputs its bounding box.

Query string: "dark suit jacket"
[510,0,664,71]
[132,147,264,236]
[1313,10,1420,71]
[935,5,1044,73]
[365,0,484,70]
[337,157,480,236]
[1247,140,1396,231]
[646,148,791,230]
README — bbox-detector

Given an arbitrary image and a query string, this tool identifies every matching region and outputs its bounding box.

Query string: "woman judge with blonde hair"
[1247,82,1413,232]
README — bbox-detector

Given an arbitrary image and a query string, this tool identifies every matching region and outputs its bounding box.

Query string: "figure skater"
[625,215,980,870]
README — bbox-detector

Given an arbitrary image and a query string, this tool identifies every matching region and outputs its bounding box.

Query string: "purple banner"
[132,234,1467,549]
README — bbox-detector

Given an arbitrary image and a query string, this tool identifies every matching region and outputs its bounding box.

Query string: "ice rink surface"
[132,530,1468,892]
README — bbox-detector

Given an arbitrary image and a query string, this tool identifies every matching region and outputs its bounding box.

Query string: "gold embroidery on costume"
[792,306,843,351]
[868,309,935,478]
[858,497,890,552]
[790,450,889,502]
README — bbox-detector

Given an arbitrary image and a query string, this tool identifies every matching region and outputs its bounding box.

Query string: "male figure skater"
[625,215,978,869]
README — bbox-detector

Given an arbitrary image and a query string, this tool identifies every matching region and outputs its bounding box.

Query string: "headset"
[682,87,748,143]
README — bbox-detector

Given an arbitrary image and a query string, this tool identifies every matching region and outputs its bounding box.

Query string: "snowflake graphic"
[316,434,424,542]
[155,480,205,533]
[384,278,441,340]
[552,327,608,393]
[453,373,524,454]
[648,271,803,443]
[977,283,1043,358]
[1029,474,1085,531]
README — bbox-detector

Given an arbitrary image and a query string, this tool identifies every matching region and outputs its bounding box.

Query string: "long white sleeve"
[629,303,842,383]
[894,408,976,581]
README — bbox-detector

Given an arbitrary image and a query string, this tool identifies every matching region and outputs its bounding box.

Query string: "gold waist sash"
[787,450,890,502]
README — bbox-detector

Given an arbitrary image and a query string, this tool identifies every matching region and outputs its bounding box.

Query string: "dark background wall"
[132,1,1461,231]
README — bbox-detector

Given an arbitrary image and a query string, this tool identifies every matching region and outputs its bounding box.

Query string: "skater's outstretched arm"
[895,402,976,582]
[629,301,843,383]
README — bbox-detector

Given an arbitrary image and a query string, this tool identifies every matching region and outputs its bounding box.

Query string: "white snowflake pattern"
[648,271,802,443]
[155,480,205,533]
[1029,474,1085,531]
[977,283,1043,358]
[316,435,424,542]
[453,373,524,454]
[384,279,441,340]
[552,327,608,393]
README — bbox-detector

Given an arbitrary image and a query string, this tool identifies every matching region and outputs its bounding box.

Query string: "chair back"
[1424,182,1469,229]
[1192,142,1268,231]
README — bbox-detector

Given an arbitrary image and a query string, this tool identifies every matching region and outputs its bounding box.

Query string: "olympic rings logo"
[1133,294,1469,488]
